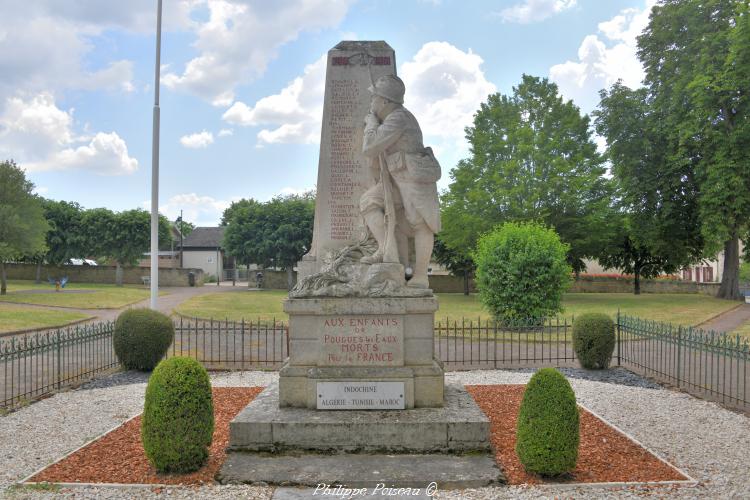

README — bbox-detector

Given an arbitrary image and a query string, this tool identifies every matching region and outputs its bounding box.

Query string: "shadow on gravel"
[78,370,150,390]
[506,367,664,389]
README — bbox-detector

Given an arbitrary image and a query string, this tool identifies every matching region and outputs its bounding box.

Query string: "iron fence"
[1,322,117,410]
[2,314,749,412]
[434,317,576,369]
[617,313,750,411]
[169,317,288,370]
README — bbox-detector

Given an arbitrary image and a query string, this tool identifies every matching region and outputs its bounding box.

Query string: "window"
[703,267,713,282]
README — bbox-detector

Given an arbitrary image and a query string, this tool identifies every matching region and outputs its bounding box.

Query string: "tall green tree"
[223,194,314,290]
[441,75,611,274]
[82,208,171,285]
[637,0,750,299]
[0,160,49,294]
[594,82,703,292]
[598,215,679,295]
[42,199,85,266]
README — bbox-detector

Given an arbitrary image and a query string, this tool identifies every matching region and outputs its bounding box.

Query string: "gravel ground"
[1,367,748,499]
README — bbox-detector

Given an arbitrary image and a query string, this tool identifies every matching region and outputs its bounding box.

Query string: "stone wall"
[235,270,721,296]
[568,276,720,295]
[5,263,205,287]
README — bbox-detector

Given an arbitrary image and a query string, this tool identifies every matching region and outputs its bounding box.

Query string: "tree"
[175,217,194,237]
[598,216,679,295]
[432,235,475,295]
[594,82,703,292]
[441,75,611,274]
[637,0,750,299]
[474,222,571,322]
[42,199,85,266]
[0,160,49,295]
[82,208,172,286]
[223,194,314,290]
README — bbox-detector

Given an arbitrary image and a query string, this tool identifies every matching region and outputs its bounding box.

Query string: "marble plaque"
[317,381,405,409]
[318,315,404,366]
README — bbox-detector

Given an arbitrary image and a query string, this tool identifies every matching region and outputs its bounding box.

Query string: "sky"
[0,0,656,226]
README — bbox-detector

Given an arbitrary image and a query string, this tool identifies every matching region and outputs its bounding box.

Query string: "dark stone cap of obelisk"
[333,41,392,51]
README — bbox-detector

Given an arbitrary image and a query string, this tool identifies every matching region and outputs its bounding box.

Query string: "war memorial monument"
[221,41,501,487]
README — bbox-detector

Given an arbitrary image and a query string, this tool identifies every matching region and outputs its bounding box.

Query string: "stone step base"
[218,453,505,489]
[229,382,490,453]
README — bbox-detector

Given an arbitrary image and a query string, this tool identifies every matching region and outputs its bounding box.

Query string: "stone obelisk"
[298,41,396,279]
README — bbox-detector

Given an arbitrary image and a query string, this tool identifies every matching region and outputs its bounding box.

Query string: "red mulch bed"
[466,385,687,485]
[31,387,262,485]
[29,385,687,487]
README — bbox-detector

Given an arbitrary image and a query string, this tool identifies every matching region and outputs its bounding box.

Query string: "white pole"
[150,0,163,310]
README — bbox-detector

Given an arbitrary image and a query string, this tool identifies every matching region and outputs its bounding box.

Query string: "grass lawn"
[0,280,159,309]
[731,321,750,342]
[0,305,91,334]
[175,289,288,323]
[175,290,739,327]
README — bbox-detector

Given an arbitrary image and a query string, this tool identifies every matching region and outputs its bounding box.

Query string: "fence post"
[56,329,62,390]
[676,325,682,388]
[241,318,245,370]
[616,309,621,367]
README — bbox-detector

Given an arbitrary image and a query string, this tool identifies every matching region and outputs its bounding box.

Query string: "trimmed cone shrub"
[114,308,174,371]
[572,313,616,369]
[516,368,579,476]
[142,357,214,473]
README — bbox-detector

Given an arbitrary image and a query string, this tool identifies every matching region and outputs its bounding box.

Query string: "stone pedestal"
[279,296,444,409]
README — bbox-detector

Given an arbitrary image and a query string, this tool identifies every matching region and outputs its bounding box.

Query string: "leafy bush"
[474,222,572,322]
[572,313,615,369]
[516,368,579,475]
[114,308,174,371]
[142,357,214,473]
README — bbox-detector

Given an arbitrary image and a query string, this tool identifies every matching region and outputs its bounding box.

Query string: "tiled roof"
[181,226,224,248]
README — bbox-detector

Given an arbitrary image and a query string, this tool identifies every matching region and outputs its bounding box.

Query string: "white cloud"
[162,0,352,105]
[0,93,138,175]
[277,186,315,198]
[156,193,236,226]
[218,128,233,137]
[498,0,577,24]
[25,132,138,175]
[400,42,496,187]
[401,42,495,142]
[549,0,655,112]
[179,130,215,148]
[222,54,326,145]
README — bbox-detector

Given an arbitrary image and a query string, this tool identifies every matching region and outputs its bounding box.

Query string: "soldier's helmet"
[367,74,405,104]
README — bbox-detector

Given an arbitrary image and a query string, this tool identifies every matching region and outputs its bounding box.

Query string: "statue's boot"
[361,251,384,264]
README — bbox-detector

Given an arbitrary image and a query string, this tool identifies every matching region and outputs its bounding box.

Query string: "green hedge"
[474,222,571,322]
[516,368,579,476]
[572,313,615,369]
[142,357,214,473]
[113,308,174,371]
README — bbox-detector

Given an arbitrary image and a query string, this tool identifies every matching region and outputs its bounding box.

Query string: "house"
[179,227,234,280]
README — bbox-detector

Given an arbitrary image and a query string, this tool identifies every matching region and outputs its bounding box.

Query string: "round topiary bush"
[113,308,174,371]
[142,357,214,473]
[474,222,572,323]
[516,368,579,476]
[572,313,616,369]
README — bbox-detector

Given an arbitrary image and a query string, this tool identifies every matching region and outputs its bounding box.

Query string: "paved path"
[695,302,750,333]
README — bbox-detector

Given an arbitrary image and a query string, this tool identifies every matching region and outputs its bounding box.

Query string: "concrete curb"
[19,384,697,493]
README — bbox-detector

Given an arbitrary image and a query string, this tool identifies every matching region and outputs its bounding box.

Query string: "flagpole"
[150,0,163,310]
